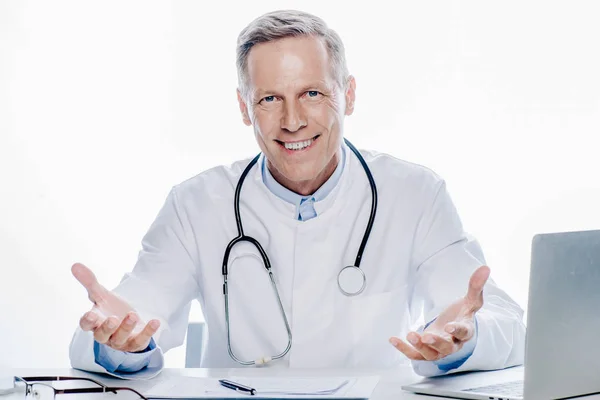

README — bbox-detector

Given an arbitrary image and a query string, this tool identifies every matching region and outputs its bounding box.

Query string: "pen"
[219,379,257,396]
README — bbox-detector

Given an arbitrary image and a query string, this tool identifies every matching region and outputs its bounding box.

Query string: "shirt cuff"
[94,338,157,373]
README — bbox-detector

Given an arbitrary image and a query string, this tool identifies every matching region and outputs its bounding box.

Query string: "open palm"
[390,265,490,361]
[72,263,160,352]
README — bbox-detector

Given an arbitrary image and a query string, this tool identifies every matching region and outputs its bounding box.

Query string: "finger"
[406,332,440,361]
[421,332,456,356]
[465,265,490,312]
[389,337,425,361]
[94,316,120,344]
[125,319,160,352]
[79,311,103,331]
[108,312,139,347]
[71,263,108,304]
[445,321,475,341]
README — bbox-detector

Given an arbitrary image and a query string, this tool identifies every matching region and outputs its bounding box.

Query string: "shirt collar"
[261,144,346,207]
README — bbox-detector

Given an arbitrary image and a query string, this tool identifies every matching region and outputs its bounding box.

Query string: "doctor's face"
[237,35,356,195]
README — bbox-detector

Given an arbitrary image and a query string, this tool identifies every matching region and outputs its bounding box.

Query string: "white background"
[1,0,599,369]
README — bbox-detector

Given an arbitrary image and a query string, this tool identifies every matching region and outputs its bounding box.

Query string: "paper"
[146,375,380,399]
[211,377,350,395]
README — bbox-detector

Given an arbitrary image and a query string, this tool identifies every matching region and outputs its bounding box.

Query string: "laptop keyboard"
[461,380,524,399]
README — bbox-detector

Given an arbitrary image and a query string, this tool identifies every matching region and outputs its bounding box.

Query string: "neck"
[267,149,341,196]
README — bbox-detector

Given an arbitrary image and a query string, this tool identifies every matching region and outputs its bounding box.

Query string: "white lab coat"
[69,143,525,378]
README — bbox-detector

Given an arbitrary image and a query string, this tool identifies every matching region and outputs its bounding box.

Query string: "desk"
[3,366,600,399]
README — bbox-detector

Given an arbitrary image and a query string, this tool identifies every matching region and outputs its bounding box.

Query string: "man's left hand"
[389,265,490,361]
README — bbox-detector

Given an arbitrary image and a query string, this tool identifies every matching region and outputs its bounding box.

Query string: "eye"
[307,90,320,97]
[262,95,276,103]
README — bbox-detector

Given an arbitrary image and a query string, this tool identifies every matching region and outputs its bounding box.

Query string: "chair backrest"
[185,321,206,368]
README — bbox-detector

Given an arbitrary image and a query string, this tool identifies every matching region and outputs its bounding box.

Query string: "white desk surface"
[3,366,600,399]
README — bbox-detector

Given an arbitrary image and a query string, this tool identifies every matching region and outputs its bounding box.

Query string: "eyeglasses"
[14,376,148,399]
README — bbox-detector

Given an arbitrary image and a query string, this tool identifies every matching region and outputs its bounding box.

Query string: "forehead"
[246,35,335,91]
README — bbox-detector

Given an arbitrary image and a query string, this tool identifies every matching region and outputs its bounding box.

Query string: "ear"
[237,89,252,126]
[344,75,356,116]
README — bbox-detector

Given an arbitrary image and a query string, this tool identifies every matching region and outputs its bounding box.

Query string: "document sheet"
[146,375,380,399]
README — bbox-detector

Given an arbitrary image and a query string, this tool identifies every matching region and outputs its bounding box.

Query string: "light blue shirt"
[94,145,476,374]
[94,337,158,373]
[261,146,346,221]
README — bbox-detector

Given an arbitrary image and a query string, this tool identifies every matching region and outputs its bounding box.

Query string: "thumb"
[71,263,107,304]
[465,265,490,312]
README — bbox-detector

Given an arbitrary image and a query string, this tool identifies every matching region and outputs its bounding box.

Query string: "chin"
[281,165,320,182]
[283,172,316,184]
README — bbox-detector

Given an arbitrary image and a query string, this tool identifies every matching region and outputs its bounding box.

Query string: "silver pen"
[219,379,257,396]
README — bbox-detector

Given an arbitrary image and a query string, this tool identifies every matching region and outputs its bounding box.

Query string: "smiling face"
[237,35,356,195]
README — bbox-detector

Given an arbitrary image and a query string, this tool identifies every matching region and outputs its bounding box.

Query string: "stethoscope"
[221,138,378,365]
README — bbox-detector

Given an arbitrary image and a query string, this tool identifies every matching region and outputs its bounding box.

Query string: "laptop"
[402,229,600,400]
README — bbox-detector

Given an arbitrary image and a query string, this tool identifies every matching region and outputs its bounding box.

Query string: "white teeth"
[284,138,313,150]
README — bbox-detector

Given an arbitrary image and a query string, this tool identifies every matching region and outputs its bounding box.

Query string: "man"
[69,9,525,379]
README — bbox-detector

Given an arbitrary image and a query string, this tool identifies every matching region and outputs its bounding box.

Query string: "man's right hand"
[72,263,161,352]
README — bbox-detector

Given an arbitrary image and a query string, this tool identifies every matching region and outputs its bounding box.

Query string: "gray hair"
[236,9,349,99]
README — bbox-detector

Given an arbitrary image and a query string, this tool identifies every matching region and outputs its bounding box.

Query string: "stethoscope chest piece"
[337,265,366,296]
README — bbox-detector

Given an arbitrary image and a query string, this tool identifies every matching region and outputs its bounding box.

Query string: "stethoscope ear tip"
[254,356,272,365]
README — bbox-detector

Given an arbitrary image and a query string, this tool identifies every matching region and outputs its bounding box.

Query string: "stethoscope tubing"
[221,138,376,365]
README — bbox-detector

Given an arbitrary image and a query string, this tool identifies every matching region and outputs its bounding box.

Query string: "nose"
[281,99,307,132]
